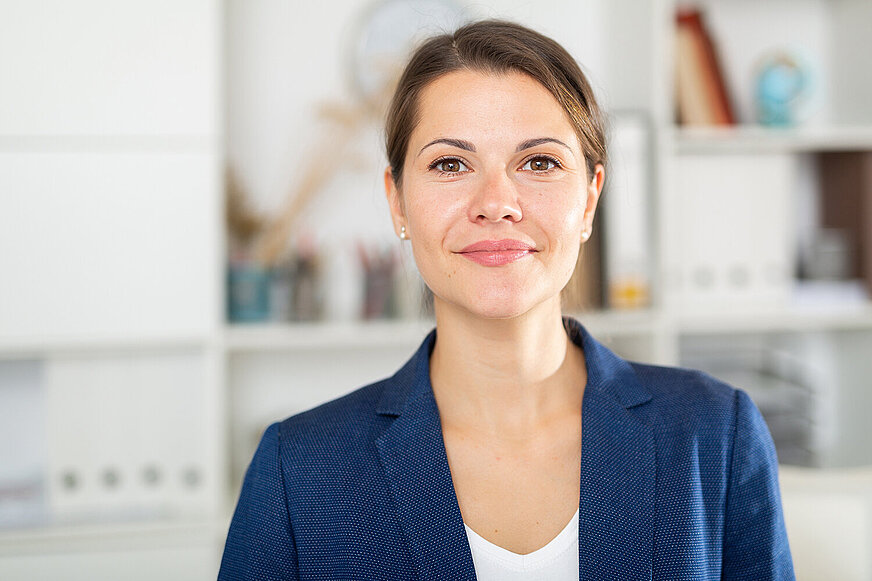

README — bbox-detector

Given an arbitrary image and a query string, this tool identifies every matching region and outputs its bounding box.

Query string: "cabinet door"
[0,0,219,137]
[665,153,795,311]
[0,152,219,342]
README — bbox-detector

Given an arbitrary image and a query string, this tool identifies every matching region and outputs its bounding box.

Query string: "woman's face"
[385,69,604,320]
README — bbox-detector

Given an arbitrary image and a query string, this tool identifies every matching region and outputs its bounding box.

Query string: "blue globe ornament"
[755,52,809,127]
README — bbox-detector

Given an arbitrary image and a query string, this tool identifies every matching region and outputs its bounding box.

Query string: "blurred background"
[1,0,871,579]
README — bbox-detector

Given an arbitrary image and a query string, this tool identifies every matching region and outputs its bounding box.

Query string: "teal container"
[227,261,271,322]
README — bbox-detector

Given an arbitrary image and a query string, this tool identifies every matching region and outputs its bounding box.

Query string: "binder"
[45,355,97,522]
[667,153,794,311]
[0,359,47,527]
[604,115,652,310]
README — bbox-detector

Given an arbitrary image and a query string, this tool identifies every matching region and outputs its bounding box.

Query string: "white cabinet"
[0,2,223,580]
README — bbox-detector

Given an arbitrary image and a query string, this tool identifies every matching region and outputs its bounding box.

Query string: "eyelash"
[521,155,562,172]
[427,154,563,176]
[428,156,470,176]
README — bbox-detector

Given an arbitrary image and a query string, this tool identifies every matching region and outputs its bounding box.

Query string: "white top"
[463,509,580,581]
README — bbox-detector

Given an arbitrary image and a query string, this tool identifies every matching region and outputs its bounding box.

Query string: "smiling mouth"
[457,239,537,267]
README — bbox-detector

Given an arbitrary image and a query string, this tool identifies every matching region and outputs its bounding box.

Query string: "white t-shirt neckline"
[463,508,579,573]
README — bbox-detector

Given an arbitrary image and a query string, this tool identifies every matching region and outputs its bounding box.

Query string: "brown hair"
[385,19,608,189]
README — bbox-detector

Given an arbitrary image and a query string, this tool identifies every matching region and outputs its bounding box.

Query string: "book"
[675,8,735,126]
[675,21,715,125]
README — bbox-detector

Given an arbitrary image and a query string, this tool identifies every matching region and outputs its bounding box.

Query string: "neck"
[429,297,586,435]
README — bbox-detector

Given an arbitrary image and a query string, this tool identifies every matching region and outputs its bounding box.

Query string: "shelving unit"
[0,1,225,579]
[674,125,872,153]
[2,0,872,579]
[656,0,872,480]
[220,0,872,485]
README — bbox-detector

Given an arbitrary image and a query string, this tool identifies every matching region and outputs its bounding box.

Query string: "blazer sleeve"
[721,390,795,580]
[218,422,299,581]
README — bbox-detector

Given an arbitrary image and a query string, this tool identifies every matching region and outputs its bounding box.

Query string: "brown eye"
[522,156,558,172]
[431,158,469,174]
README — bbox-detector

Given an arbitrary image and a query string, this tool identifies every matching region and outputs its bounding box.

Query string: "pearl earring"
[399,226,407,240]
[581,229,591,241]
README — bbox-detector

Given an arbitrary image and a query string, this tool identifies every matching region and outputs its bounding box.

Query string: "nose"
[469,170,523,224]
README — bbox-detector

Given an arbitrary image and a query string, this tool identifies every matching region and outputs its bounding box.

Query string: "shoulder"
[573,318,747,435]
[630,361,738,411]
[623,360,779,486]
[276,377,392,446]
[271,329,435,454]
[625,361,762,447]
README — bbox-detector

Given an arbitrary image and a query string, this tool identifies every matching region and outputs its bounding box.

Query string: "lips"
[457,239,536,266]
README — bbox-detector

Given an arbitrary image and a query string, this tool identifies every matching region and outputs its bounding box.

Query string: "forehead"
[411,69,578,146]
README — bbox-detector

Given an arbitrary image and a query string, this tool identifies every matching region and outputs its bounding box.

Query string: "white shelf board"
[674,302,872,335]
[566,308,663,337]
[0,134,220,153]
[674,125,872,154]
[225,310,663,352]
[224,319,437,352]
[0,333,213,360]
[0,517,220,555]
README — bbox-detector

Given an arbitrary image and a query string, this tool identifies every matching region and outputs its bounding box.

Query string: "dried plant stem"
[251,99,380,267]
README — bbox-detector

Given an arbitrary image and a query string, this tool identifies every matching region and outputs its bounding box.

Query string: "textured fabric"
[218,318,795,580]
[464,507,579,580]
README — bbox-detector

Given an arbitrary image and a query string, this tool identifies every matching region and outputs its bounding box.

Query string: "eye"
[429,157,470,175]
[521,155,561,172]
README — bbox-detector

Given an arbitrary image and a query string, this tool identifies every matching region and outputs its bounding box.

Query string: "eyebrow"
[418,138,475,157]
[417,136,572,157]
[516,137,572,152]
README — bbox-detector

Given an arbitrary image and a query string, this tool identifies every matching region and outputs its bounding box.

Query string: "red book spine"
[676,8,735,126]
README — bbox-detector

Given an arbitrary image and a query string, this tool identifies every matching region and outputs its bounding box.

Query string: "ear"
[384,167,407,238]
[582,163,605,239]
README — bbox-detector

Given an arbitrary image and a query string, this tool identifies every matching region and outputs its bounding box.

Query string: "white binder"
[604,115,652,309]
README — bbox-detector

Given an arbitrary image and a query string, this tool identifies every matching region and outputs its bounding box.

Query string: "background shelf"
[224,319,435,352]
[674,125,872,154]
[0,517,220,556]
[674,302,872,335]
[0,334,214,360]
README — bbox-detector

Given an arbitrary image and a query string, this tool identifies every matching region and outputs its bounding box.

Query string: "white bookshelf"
[0,1,224,579]
[2,0,872,579]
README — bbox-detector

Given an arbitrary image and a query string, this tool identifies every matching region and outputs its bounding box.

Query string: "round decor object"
[347,0,468,105]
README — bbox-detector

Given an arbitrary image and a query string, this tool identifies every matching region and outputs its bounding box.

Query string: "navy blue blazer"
[219,318,794,580]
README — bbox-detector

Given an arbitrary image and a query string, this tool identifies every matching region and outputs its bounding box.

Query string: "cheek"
[404,199,449,273]
[405,188,466,238]
[529,189,587,240]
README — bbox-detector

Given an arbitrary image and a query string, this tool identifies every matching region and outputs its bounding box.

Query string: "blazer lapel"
[374,321,655,580]
[375,331,477,581]
[573,320,656,580]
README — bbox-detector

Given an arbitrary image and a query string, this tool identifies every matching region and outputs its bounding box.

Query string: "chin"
[442,284,552,321]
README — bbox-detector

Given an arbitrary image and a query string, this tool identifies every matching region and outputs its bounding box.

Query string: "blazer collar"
[375,328,476,579]
[375,317,655,580]
[376,317,652,416]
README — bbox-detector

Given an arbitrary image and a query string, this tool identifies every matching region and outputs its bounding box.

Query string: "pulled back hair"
[385,19,608,189]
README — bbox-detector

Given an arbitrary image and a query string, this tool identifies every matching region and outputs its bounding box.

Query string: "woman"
[219,20,794,580]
